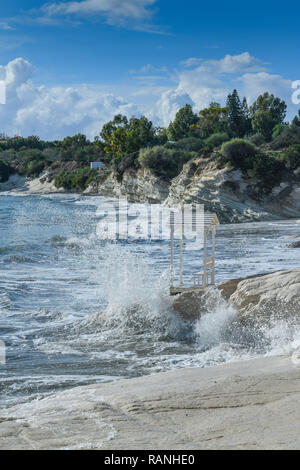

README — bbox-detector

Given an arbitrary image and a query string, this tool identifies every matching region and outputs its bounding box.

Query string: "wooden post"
[179,220,183,287]
[211,227,216,285]
[170,225,174,288]
[203,227,207,287]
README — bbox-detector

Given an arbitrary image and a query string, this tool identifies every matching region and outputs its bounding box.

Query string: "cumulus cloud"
[0,54,298,140]
[154,90,194,125]
[43,0,157,23]
[0,58,138,140]
[239,72,293,104]
[155,52,298,125]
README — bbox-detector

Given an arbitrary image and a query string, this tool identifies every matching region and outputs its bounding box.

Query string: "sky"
[0,0,300,140]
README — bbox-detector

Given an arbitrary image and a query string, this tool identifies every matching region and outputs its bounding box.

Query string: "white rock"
[1,355,300,450]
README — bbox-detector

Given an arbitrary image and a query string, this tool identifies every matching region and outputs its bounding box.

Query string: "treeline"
[0,90,300,191]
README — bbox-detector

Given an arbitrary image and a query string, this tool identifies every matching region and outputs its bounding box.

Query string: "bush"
[138,146,193,179]
[165,137,204,152]
[205,132,229,148]
[221,139,258,170]
[270,125,300,150]
[247,133,266,146]
[0,161,14,182]
[272,123,287,140]
[280,144,300,170]
[26,160,46,177]
[54,168,97,190]
[220,138,284,190]
[251,153,284,188]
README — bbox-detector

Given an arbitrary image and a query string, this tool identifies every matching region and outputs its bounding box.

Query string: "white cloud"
[43,0,157,23]
[180,58,203,68]
[154,90,194,126]
[154,53,298,124]
[239,72,293,104]
[0,22,13,30]
[0,54,298,140]
[0,58,138,140]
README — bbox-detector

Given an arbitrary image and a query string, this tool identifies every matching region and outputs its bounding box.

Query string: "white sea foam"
[1,194,300,409]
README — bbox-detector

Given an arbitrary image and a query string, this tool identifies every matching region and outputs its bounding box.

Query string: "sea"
[0,192,299,409]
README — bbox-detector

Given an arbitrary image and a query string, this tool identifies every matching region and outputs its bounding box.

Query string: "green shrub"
[54,168,97,190]
[0,161,14,182]
[272,123,287,140]
[26,160,46,177]
[247,133,266,146]
[280,144,300,170]
[165,137,204,152]
[138,146,193,179]
[220,138,284,191]
[251,153,284,188]
[221,139,258,170]
[205,132,229,148]
[270,125,300,150]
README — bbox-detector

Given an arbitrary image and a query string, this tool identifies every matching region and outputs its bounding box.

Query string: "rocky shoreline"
[173,268,300,324]
[0,267,299,450]
[0,355,299,450]
[1,155,300,223]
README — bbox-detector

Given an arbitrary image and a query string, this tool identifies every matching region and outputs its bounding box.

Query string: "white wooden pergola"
[169,210,219,295]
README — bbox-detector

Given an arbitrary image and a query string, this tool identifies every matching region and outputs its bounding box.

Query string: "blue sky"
[0,0,300,139]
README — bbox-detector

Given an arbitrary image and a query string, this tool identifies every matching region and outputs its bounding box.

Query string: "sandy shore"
[0,174,64,195]
[0,355,300,450]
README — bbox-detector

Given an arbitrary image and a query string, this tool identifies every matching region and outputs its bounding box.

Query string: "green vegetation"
[226,90,252,137]
[54,168,97,191]
[279,144,300,170]
[220,138,284,190]
[167,104,199,140]
[250,92,287,141]
[0,161,14,182]
[205,132,229,148]
[138,146,193,179]
[0,88,300,193]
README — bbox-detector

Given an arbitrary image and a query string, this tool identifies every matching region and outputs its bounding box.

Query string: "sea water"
[0,193,299,408]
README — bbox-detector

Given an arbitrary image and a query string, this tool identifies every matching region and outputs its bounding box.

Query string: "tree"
[250,92,287,141]
[241,97,252,135]
[100,115,155,159]
[100,114,129,157]
[292,110,300,127]
[167,104,199,141]
[192,102,228,139]
[226,90,251,137]
[57,134,89,160]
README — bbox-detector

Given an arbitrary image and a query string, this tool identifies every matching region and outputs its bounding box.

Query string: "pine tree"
[226,89,249,137]
[241,97,252,136]
[167,104,199,141]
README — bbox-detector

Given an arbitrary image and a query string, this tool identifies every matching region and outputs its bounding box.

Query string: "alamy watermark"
[0,340,6,365]
[292,81,300,105]
[95,200,205,250]
[0,81,6,105]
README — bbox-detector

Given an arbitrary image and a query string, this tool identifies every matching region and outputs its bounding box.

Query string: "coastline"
[1,169,300,224]
[0,354,299,450]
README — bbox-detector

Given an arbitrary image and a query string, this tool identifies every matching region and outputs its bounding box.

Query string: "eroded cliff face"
[5,154,299,223]
[84,167,169,204]
[166,157,300,223]
[84,156,300,223]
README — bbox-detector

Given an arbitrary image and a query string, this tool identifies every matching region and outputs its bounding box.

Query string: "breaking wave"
[1,193,300,408]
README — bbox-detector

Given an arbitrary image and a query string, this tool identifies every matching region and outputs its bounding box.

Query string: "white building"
[90,162,104,170]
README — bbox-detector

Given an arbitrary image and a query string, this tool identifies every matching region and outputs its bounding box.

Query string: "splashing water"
[0,193,299,409]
